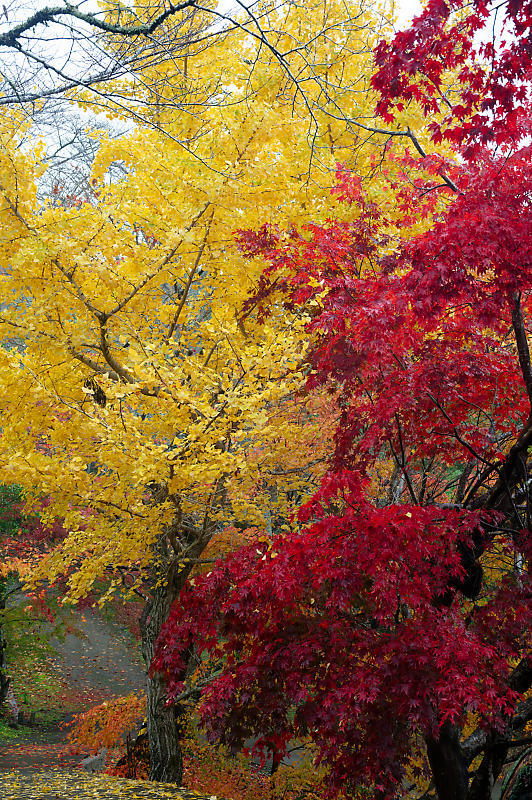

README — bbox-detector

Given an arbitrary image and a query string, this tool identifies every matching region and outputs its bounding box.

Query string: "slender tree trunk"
[425,722,469,800]
[0,626,10,707]
[139,522,207,783]
[0,589,10,708]
[140,571,185,783]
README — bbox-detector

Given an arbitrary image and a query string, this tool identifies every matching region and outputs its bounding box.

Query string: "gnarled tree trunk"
[425,722,469,800]
[138,473,225,783]
[139,518,208,783]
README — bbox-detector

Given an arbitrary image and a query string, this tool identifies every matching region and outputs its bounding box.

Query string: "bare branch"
[0,2,198,49]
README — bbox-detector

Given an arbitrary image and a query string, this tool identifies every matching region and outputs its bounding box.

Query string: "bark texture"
[139,508,210,783]
[140,573,185,783]
[426,722,469,800]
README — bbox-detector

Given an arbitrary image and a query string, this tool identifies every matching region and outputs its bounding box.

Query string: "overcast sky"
[397,0,422,26]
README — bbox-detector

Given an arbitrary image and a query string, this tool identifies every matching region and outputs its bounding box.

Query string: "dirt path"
[0,612,225,799]
[0,608,146,772]
[51,609,145,700]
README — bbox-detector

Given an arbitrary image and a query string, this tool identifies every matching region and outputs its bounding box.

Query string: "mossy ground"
[0,718,32,742]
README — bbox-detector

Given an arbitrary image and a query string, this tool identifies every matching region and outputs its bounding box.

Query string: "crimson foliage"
[373,0,532,156]
[154,4,532,797]
[155,152,532,798]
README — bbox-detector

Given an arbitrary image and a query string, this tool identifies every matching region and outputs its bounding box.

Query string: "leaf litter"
[0,770,222,799]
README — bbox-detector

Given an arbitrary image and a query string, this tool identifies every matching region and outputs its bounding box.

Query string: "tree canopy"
[1,0,530,796]
[0,0,409,784]
[153,0,532,798]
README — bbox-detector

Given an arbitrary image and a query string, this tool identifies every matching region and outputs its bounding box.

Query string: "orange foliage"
[182,724,329,800]
[203,525,262,564]
[68,693,333,797]
[68,692,146,755]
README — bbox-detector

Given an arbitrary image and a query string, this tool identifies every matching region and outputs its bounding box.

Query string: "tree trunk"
[0,589,10,708]
[0,626,10,708]
[139,522,207,783]
[138,481,222,783]
[140,571,185,783]
[426,722,469,800]
[144,664,184,782]
[466,738,506,800]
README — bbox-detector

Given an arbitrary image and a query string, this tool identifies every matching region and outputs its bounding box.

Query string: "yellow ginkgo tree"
[0,0,404,782]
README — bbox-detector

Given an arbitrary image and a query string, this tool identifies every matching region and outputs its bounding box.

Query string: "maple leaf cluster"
[372,0,532,157]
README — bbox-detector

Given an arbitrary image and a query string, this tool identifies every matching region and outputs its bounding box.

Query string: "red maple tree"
[155,153,531,798]
[154,5,532,799]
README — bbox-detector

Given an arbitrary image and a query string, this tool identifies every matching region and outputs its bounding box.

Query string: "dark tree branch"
[462,659,532,774]
[0,2,197,49]
[425,722,469,800]
[512,290,532,409]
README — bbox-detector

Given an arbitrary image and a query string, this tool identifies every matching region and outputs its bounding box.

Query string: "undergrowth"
[0,716,31,741]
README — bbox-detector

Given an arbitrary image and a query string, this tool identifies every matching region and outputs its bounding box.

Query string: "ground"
[0,607,145,772]
[0,608,219,799]
[51,607,145,702]
[0,771,217,799]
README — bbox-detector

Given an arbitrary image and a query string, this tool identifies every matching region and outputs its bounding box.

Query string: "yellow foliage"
[0,770,214,799]
[0,0,448,601]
